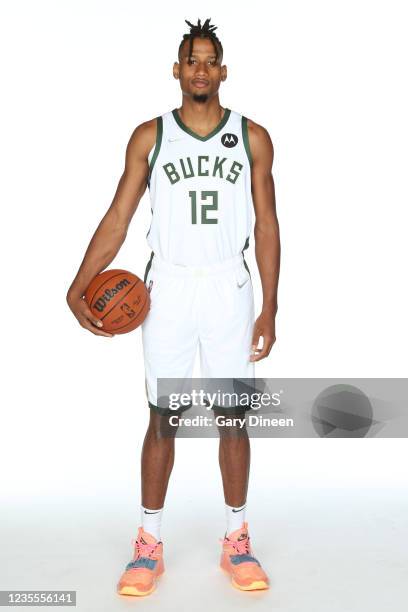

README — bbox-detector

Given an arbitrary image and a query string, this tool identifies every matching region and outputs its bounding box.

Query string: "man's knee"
[147,408,180,439]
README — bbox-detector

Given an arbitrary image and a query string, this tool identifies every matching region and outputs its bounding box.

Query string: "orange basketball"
[84,269,150,334]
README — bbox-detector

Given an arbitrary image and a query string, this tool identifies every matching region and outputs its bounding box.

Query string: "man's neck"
[176,98,225,134]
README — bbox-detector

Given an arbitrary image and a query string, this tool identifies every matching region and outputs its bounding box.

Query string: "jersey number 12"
[189,190,218,224]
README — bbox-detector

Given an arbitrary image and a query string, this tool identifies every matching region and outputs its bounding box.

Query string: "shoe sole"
[118,584,156,597]
[221,566,269,591]
[232,578,269,591]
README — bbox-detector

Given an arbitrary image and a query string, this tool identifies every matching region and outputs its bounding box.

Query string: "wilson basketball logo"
[92,277,131,312]
[221,133,238,148]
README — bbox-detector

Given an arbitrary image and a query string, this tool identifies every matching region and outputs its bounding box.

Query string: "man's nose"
[194,61,209,76]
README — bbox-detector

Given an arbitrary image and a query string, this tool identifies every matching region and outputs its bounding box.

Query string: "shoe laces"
[131,537,159,559]
[220,533,251,555]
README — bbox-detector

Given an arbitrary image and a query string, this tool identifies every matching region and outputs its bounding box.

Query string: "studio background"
[1,1,407,610]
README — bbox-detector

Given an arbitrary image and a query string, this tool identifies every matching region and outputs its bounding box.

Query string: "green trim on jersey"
[143,251,155,284]
[204,398,252,414]
[242,235,251,277]
[172,107,231,142]
[148,116,163,185]
[148,400,193,416]
[242,116,253,168]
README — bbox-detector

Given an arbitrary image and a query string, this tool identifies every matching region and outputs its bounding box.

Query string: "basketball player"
[67,18,280,596]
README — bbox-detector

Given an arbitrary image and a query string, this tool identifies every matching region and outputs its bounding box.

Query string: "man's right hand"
[66,293,114,337]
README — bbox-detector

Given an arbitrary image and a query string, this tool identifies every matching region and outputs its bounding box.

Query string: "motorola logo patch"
[221,133,238,148]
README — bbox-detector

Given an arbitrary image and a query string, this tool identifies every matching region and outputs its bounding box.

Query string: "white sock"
[225,503,246,535]
[141,505,163,541]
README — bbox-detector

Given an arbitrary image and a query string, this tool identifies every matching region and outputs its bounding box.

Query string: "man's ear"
[173,61,180,79]
[221,64,227,82]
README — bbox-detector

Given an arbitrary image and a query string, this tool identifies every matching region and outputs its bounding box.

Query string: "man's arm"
[66,118,156,336]
[247,119,280,361]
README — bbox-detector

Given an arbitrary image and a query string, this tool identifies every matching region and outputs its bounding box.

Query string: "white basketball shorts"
[141,252,255,415]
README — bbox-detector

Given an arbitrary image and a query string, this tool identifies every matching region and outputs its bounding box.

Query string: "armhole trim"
[241,235,251,277]
[242,116,253,168]
[147,116,163,186]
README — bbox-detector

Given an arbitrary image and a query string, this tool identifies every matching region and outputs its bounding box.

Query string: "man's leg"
[216,412,250,533]
[141,408,178,509]
[116,409,178,597]
[117,257,197,596]
[196,259,269,590]
[217,415,250,508]
[216,413,269,591]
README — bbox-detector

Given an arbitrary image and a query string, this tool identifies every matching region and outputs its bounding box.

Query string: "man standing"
[67,17,280,596]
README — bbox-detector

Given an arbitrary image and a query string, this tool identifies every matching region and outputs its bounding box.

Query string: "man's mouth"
[192,80,209,88]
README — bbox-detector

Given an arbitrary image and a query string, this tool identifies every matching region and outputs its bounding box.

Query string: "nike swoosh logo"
[168,137,184,142]
[237,279,249,288]
[232,505,246,513]
[144,510,160,514]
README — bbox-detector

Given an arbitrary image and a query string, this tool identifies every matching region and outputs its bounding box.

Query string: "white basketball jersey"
[146,107,253,266]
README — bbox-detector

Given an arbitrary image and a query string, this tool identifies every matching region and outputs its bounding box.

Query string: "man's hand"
[250,311,276,361]
[66,293,114,337]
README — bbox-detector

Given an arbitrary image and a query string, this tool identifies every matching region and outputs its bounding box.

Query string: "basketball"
[84,269,150,334]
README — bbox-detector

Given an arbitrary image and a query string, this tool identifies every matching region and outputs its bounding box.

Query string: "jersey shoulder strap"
[223,109,253,168]
[147,114,164,186]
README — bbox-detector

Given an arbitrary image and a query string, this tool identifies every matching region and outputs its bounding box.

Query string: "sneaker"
[220,521,269,591]
[117,527,164,596]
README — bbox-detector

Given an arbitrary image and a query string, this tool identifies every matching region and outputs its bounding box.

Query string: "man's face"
[173,37,227,103]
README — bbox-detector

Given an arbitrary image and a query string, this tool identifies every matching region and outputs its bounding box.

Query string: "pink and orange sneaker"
[117,527,164,597]
[220,522,269,591]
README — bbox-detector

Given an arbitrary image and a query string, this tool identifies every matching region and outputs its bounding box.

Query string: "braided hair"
[178,18,223,64]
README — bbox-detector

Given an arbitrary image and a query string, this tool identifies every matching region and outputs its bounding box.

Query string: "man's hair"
[178,18,223,64]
